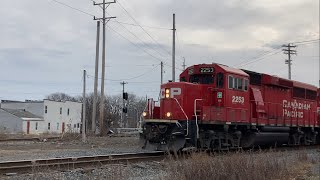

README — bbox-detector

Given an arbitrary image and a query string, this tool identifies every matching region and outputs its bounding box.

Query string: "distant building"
[0,99,82,135]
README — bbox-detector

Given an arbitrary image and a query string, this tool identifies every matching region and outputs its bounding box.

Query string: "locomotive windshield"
[189,74,214,84]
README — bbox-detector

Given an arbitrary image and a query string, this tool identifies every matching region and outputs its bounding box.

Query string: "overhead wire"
[235,46,282,67]
[88,0,170,30]
[52,0,95,17]
[116,0,172,57]
[51,0,177,70]
[86,63,160,81]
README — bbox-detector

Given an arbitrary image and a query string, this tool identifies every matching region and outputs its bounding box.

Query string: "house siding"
[0,109,23,133]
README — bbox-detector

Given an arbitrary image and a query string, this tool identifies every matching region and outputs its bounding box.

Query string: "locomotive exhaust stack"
[141,63,320,151]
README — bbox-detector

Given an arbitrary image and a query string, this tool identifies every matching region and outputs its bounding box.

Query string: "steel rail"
[0,152,165,175]
[0,136,60,142]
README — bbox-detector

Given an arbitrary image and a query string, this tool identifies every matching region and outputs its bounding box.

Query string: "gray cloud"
[0,0,318,100]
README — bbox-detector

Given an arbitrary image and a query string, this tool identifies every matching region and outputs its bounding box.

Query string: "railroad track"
[0,136,60,142]
[0,152,165,175]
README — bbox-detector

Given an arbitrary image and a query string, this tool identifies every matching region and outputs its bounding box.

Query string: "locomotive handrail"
[173,98,189,136]
[194,99,203,139]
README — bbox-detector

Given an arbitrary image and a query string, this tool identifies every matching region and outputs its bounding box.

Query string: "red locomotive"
[141,63,320,151]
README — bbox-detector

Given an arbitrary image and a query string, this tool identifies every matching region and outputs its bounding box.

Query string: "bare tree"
[45,92,147,133]
[46,92,77,102]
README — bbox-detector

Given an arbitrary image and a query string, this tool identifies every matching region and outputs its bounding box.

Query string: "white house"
[43,100,82,134]
[0,99,82,135]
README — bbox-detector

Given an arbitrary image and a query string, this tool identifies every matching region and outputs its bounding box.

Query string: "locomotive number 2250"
[232,96,244,104]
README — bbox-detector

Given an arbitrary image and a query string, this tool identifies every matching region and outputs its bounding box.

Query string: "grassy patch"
[164,150,312,180]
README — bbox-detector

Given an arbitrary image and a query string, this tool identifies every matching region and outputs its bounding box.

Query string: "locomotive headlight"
[142,112,147,117]
[166,112,172,118]
[165,88,170,98]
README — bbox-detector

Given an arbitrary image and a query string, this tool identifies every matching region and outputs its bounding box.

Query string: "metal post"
[160,61,163,84]
[182,57,186,70]
[82,70,87,142]
[92,21,100,134]
[121,81,128,127]
[172,13,176,82]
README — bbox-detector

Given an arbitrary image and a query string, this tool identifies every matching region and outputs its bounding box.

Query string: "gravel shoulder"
[0,136,152,162]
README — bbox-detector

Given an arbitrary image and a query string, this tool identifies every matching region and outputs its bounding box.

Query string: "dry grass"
[164,150,312,180]
[60,132,81,141]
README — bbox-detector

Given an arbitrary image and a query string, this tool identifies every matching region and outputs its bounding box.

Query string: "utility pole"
[282,43,296,80]
[91,21,100,134]
[160,61,163,84]
[82,70,87,142]
[182,57,186,70]
[172,13,176,82]
[93,0,116,136]
[120,81,128,128]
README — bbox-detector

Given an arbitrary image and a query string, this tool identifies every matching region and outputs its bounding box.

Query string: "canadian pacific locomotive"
[141,63,320,151]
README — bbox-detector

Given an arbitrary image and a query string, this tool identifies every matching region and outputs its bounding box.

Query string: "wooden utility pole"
[91,21,100,134]
[82,70,87,142]
[282,44,296,80]
[93,0,116,135]
[172,13,176,82]
[160,61,163,84]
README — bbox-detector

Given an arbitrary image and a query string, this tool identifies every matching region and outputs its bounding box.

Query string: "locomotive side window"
[293,87,305,99]
[244,79,249,91]
[238,78,243,90]
[306,89,317,100]
[228,76,234,89]
[228,75,247,91]
[216,72,224,88]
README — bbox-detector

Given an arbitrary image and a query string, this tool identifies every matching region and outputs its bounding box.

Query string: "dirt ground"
[0,135,149,162]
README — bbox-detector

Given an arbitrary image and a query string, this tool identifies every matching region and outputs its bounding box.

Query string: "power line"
[239,50,283,67]
[116,0,172,57]
[109,19,171,60]
[235,46,282,67]
[87,63,160,81]
[50,0,180,71]
[88,0,170,30]
[111,20,170,30]
[52,0,95,17]
[291,38,320,44]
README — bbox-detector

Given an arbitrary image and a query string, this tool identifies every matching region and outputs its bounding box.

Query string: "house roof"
[2,109,42,119]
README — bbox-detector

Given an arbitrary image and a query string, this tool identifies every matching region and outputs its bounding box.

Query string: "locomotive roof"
[217,64,249,77]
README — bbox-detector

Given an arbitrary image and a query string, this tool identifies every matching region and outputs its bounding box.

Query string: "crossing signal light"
[123,92,128,100]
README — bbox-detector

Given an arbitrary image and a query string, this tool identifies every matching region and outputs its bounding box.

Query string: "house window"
[60,107,62,114]
[77,123,80,128]
[57,123,59,130]
[35,122,38,130]
[48,123,51,130]
[45,106,48,114]
[67,108,70,116]
[74,124,76,128]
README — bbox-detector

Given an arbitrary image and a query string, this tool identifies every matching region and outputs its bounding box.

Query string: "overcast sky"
[0,0,319,101]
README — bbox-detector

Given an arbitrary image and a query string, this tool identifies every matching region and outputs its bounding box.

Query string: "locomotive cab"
[141,63,250,151]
